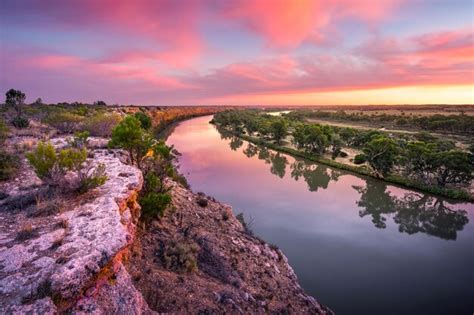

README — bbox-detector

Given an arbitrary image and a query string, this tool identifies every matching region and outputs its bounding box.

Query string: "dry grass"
[16,223,37,241]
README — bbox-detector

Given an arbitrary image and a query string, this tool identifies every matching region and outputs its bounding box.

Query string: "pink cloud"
[6,0,204,68]
[218,0,402,48]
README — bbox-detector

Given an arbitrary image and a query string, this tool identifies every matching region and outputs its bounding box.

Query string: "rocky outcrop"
[0,147,147,313]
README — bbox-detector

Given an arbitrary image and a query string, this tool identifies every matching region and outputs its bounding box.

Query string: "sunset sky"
[1,0,473,105]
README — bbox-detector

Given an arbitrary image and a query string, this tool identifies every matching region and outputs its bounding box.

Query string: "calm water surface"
[167,115,474,315]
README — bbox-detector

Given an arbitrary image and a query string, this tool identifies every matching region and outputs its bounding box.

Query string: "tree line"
[285,109,474,134]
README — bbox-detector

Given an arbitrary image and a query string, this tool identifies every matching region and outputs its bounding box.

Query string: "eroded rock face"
[127,179,333,314]
[0,147,147,313]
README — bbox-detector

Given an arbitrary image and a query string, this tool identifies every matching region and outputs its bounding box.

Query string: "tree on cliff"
[134,111,152,130]
[109,115,153,169]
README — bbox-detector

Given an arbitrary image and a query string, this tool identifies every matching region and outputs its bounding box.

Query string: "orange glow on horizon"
[204,84,474,105]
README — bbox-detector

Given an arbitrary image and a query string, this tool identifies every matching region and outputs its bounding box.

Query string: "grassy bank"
[229,132,473,202]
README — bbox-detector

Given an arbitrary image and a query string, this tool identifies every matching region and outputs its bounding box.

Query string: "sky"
[0,0,473,105]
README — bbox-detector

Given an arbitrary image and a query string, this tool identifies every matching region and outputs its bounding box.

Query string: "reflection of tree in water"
[243,144,259,158]
[270,153,288,178]
[290,160,306,181]
[353,183,469,240]
[229,137,243,151]
[353,182,396,229]
[393,193,469,240]
[217,126,232,140]
[257,146,271,164]
[290,160,331,192]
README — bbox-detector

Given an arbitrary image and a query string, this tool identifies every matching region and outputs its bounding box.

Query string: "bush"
[140,192,171,218]
[0,151,19,180]
[26,141,107,193]
[197,197,208,207]
[82,113,121,137]
[43,112,84,133]
[339,151,348,158]
[11,116,29,129]
[353,154,366,164]
[134,111,152,130]
[16,224,37,241]
[26,142,59,181]
[77,163,108,194]
[161,239,198,273]
[69,131,89,149]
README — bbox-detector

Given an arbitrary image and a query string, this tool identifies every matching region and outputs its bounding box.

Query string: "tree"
[5,89,26,114]
[430,150,473,187]
[243,117,259,136]
[134,111,152,130]
[109,115,153,169]
[403,141,435,183]
[269,119,288,144]
[93,100,107,106]
[362,135,398,176]
[293,124,330,155]
[330,133,343,159]
[33,98,43,105]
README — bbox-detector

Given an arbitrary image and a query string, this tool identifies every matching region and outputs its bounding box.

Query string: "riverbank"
[216,127,473,202]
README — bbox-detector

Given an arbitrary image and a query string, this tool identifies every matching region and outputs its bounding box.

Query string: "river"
[167,115,474,315]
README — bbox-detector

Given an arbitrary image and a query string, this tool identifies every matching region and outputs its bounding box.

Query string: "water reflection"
[236,141,469,240]
[229,136,244,151]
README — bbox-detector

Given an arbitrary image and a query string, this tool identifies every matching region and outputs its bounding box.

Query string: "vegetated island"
[210,109,474,201]
[0,90,332,314]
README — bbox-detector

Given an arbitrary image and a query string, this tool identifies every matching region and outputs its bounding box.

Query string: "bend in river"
[167,115,474,315]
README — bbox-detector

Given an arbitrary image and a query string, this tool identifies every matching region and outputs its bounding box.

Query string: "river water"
[167,115,474,315]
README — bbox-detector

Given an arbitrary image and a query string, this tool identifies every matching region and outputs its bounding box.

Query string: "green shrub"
[134,111,152,130]
[77,163,108,194]
[0,120,8,144]
[353,154,366,165]
[58,148,87,172]
[11,116,29,129]
[161,240,198,273]
[140,192,171,218]
[43,112,84,133]
[69,131,90,149]
[26,142,59,180]
[0,151,19,180]
[26,141,107,192]
[82,112,121,137]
